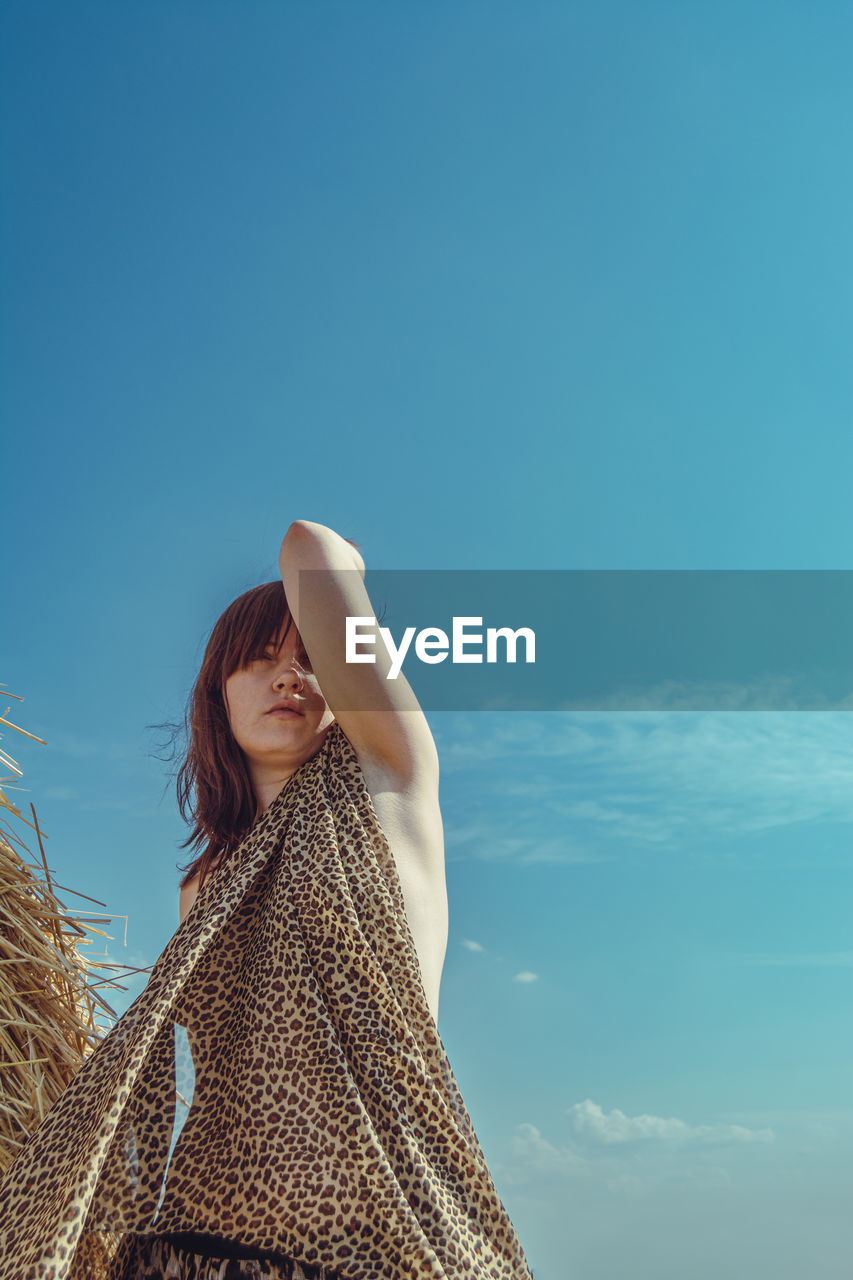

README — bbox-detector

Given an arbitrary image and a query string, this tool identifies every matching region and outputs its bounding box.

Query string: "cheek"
[223,675,253,732]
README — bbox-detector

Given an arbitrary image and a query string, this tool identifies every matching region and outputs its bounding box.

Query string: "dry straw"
[0,687,142,1276]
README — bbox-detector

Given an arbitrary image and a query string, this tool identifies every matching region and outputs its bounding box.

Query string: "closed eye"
[258,648,312,669]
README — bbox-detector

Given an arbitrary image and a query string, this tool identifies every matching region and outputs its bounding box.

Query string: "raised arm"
[279,520,438,786]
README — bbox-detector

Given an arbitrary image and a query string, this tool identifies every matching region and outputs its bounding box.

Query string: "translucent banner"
[297,570,853,711]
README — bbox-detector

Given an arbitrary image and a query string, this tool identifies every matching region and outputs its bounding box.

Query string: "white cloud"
[460,938,484,952]
[512,970,539,983]
[445,822,609,866]
[566,1098,775,1147]
[509,1122,591,1178]
[43,730,138,761]
[500,1101,781,1201]
[436,711,853,857]
[730,951,853,967]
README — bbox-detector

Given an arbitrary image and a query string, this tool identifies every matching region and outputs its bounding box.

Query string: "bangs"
[214,581,296,681]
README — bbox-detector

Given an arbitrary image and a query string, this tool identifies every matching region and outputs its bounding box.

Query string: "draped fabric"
[0,723,534,1280]
[109,1231,345,1279]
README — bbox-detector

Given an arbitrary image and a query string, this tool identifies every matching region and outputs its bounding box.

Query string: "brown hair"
[176,580,298,890]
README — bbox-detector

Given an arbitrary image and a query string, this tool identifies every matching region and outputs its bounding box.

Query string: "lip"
[267,702,304,717]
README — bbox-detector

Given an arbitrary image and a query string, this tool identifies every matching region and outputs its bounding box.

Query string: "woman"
[0,521,534,1280]
[177,520,448,1032]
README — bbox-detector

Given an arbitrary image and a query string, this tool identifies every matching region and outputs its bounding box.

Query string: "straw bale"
[0,691,139,1276]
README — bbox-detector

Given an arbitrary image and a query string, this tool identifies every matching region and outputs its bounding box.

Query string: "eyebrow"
[261,636,308,656]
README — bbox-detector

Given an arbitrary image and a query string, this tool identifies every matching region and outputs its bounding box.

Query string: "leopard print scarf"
[0,722,534,1280]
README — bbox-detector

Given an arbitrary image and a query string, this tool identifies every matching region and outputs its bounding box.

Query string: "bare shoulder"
[178,854,223,924]
[178,877,199,925]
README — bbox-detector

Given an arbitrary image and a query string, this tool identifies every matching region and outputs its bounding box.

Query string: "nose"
[273,660,304,693]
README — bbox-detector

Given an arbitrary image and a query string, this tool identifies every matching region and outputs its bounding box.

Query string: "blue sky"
[3,3,853,1277]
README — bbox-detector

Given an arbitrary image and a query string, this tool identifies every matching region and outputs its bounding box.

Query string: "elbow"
[281,520,326,554]
[286,519,314,536]
[279,521,364,579]
[280,520,313,566]
[287,519,327,537]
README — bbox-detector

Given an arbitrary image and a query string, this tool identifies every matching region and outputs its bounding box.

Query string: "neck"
[246,730,331,815]
[249,764,303,816]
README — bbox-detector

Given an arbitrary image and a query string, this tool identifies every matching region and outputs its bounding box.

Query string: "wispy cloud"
[435,711,853,857]
[566,1099,774,1147]
[513,970,539,983]
[444,823,610,866]
[509,1122,592,1178]
[498,1099,780,1198]
[460,938,484,952]
[80,798,140,813]
[729,951,853,967]
[42,730,139,762]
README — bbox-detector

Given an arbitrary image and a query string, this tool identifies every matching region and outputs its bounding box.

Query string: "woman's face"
[223,623,335,806]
